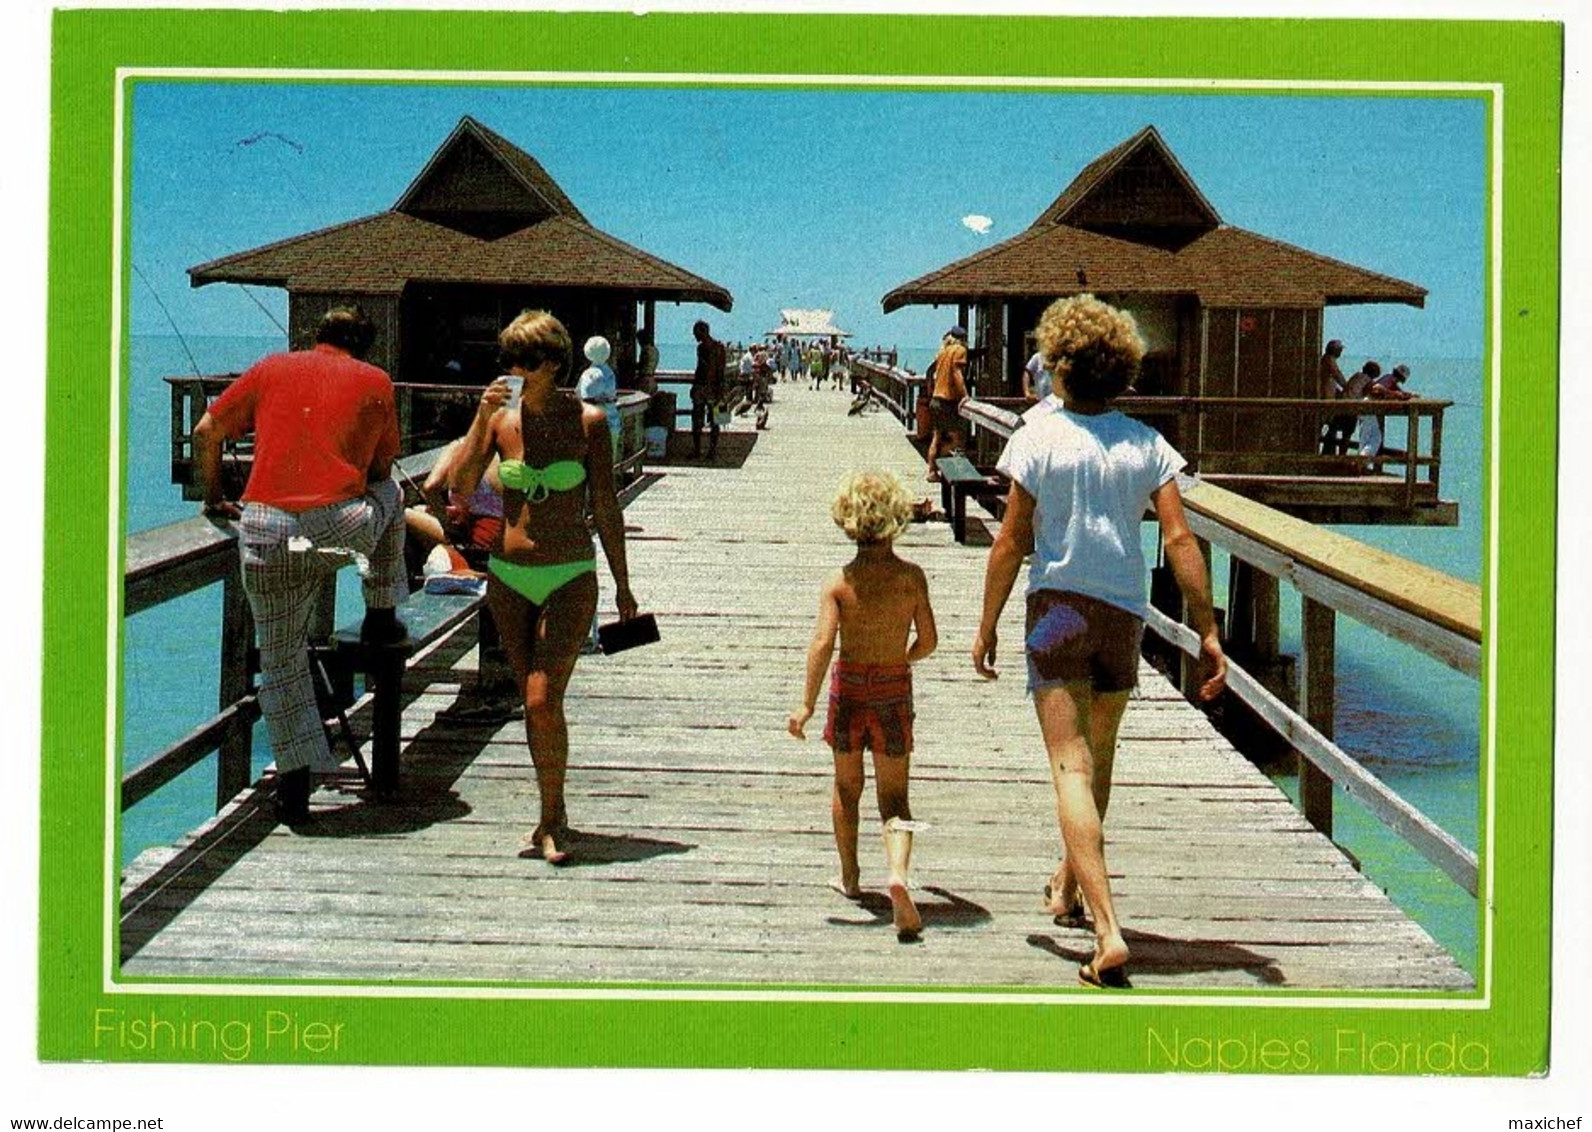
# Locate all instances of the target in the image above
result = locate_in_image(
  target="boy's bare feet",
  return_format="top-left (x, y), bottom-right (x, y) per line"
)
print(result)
top-left (889, 878), bottom-right (921, 939)
top-left (520, 823), bottom-right (570, 865)
top-left (830, 875), bottom-right (863, 900)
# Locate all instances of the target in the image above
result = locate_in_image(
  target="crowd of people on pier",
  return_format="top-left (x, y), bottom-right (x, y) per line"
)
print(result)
top-left (195, 295), bottom-right (1230, 990)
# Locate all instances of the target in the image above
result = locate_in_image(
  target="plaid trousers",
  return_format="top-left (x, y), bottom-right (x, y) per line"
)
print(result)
top-left (238, 477), bottom-right (407, 773)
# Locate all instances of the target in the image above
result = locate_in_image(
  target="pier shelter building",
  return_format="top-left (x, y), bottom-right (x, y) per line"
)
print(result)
top-left (187, 115), bottom-right (733, 390)
top-left (881, 127), bottom-right (1450, 524)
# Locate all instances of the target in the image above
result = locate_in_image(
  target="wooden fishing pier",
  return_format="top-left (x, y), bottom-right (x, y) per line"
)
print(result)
top-left (120, 380), bottom-right (1477, 992)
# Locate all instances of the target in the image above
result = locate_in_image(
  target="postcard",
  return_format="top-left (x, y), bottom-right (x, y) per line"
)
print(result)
top-left (38, 6), bottom-right (1562, 1083)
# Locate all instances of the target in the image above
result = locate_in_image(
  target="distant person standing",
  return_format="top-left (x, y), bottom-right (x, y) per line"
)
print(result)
top-left (636, 327), bottom-right (660, 398)
top-left (1343, 360), bottom-right (1382, 459)
top-left (808, 341), bottom-right (829, 391)
top-left (192, 305), bottom-right (407, 825)
top-left (738, 341), bottom-right (757, 411)
top-left (750, 344), bottom-right (773, 430)
top-left (1318, 339), bottom-right (1354, 455)
top-left (1362, 362), bottom-right (1415, 460)
top-left (924, 325), bottom-right (969, 483)
top-left (1023, 348), bottom-right (1052, 402)
top-left (577, 335), bottom-right (621, 459)
top-left (972, 295), bottom-right (1226, 990)
top-left (691, 319), bottom-right (727, 460)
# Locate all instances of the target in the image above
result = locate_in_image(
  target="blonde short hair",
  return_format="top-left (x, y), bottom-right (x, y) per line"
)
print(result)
top-left (499, 309), bottom-right (572, 379)
top-left (832, 470), bottom-right (914, 544)
top-left (1034, 294), bottom-right (1144, 402)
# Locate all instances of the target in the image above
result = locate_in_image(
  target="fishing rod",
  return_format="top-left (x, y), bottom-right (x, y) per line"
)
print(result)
top-left (236, 284), bottom-right (287, 335)
top-left (132, 261), bottom-right (202, 378)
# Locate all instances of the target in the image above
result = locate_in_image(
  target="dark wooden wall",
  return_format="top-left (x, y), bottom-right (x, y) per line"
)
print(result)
top-left (1198, 304), bottom-right (1324, 466)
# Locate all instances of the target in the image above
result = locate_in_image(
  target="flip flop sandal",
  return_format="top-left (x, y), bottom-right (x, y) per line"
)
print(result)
top-left (1078, 962), bottom-right (1131, 990)
top-left (1043, 883), bottom-right (1089, 928)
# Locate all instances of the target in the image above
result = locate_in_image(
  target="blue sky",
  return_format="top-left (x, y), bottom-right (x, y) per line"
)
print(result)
top-left (130, 80), bottom-right (1487, 358)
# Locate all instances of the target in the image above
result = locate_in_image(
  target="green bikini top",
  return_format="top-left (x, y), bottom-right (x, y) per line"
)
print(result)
top-left (498, 458), bottom-right (586, 502)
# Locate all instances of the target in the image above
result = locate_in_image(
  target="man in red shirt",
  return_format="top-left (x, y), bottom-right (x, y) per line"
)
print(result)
top-left (194, 305), bottom-right (407, 823)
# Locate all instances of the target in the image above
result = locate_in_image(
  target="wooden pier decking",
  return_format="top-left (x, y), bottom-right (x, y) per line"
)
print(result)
top-left (120, 384), bottom-right (1473, 992)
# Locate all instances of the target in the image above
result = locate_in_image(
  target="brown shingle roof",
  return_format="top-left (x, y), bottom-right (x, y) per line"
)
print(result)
top-left (188, 116), bottom-right (731, 310)
top-left (1032, 125), bottom-right (1220, 232)
top-left (883, 126), bottom-right (1422, 313)
top-left (394, 116), bottom-right (587, 224)
top-left (190, 210), bottom-right (733, 309)
top-left (882, 222), bottom-right (1425, 311)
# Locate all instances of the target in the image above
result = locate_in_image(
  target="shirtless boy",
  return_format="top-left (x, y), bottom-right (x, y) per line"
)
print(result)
top-left (788, 471), bottom-right (938, 939)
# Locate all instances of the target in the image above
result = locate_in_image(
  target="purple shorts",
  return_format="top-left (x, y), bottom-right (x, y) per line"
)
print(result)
top-left (1024, 590), bottom-right (1142, 694)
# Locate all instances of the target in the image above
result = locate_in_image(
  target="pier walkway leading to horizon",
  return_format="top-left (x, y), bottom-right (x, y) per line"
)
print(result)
top-left (120, 384), bottom-right (1472, 992)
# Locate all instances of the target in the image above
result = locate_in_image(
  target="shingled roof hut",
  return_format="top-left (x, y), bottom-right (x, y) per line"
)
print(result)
top-left (882, 126), bottom-right (1426, 463)
top-left (189, 115), bottom-right (732, 388)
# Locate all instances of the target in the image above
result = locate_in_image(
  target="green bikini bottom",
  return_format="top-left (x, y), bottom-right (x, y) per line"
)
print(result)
top-left (488, 556), bottom-right (596, 605)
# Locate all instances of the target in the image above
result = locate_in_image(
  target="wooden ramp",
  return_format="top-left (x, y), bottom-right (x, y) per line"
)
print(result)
top-left (121, 385), bottom-right (1472, 992)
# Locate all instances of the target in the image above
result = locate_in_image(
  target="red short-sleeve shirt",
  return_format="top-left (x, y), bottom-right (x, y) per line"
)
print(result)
top-left (207, 344), bottom-right (401, 512)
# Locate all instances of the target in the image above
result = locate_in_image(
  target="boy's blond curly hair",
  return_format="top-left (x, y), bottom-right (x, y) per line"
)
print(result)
top-left (1034, 294), bottom-right (1145, 402)
top-left (832, 470), bottom-right (914, 544)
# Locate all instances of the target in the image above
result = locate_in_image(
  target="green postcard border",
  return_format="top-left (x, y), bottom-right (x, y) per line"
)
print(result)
top-left (42, 10), bottom-right (1561, 1074)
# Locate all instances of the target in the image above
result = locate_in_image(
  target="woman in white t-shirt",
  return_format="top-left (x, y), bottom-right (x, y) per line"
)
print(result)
top-left (973, 295), bottom-right (1227, 989)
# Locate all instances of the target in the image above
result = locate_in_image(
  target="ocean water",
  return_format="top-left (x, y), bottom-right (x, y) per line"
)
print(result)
top-left (120, 336), bottom-right (1483, 973)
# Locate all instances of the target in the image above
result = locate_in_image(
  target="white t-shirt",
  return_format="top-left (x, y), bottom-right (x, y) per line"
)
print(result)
top-left (1025, 351), bottom-right (1052, 400)
top-left (996, 406), bottom-right (1184, 616)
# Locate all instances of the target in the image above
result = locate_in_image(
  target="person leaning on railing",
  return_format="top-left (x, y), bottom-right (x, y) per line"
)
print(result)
top-left (972, 294), bottom-right (1227, 991)
top-left (191, 304), bottom-right (408, 825)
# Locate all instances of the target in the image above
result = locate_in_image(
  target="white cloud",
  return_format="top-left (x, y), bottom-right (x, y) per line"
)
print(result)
top-left (961, 214), bottom-right (993, 235)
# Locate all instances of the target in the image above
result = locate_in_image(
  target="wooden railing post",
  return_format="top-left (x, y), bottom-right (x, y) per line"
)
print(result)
top-left (1430, 405), bottom-right (1445, 495)
top-left (215, 566), bottom-right (256, 808)
top-left (1299, 596), bottom-right (1336, 837)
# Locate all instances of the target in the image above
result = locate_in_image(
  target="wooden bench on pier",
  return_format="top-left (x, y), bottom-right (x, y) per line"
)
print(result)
top-left (328, 586), bottom-right (485, 799)
top-left (935, 454), bottom-right (1003, 544)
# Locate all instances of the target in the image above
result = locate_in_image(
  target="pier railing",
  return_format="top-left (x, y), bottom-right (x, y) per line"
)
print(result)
top-left (167, 376), bottom-right (653, 497)
top-left (958, 399), bottom-right (1480, 897)
top-left (852, 357), bottom-right (927, 428)
top-left (962, 395), bottom-right (1450, 501)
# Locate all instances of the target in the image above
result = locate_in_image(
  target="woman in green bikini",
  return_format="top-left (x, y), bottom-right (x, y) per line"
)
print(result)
top-left (455, 309), bottom-right (638, 864)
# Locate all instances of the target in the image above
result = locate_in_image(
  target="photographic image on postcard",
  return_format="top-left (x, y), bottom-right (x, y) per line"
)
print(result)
top-left (117, 78), bottom-right (1486, 995)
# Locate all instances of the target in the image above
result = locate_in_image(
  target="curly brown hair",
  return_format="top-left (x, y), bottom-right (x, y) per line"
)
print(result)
top-left (1034, 294), bottom-right (1145, 403)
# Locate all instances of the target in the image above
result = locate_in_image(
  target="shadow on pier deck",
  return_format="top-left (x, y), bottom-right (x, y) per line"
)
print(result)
top-left (120, 385), bottom-right (1472, 993)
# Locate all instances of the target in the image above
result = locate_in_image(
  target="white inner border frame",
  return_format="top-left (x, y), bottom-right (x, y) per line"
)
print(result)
top-left (104, 67), bottom-right (1505, 1011)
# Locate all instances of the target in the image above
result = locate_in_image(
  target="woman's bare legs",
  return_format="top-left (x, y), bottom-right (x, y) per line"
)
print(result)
top-left (1035, 682), bottom-right (1132, 975)
top-left (487, 570), bottom-right (599, 863)
top-left (1048, 690), bottom-right (1128, 917)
